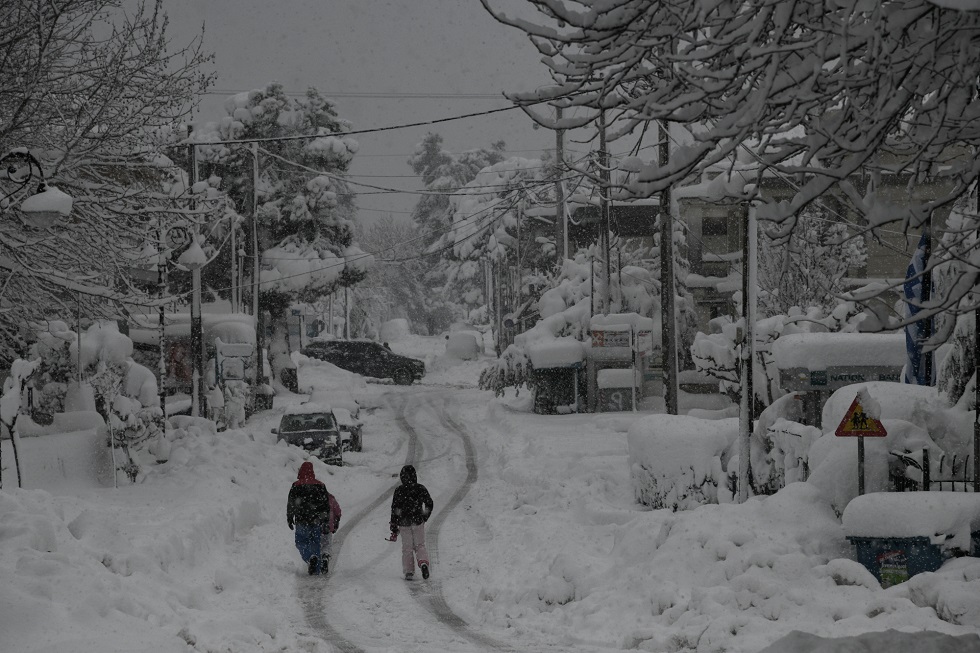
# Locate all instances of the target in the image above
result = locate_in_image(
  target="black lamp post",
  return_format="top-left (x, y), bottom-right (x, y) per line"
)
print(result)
top-left (0, 148), bottom-right (73, 489)
top-left (1, 148), bottom-right (73, 228)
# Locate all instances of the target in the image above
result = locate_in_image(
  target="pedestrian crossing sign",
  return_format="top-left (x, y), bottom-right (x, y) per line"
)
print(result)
top-left (835, 396), bottom-right (887, 437)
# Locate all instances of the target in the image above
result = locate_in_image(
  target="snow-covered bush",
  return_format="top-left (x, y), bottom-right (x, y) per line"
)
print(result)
top-left (628, 414), bottom-right (738, 510)
top-left (26, 321), bottom-right (81, 421)
top-left (692, 302), bottom-right (867, 409)
top-left (78, 323), bottom-right (163, 483)
top-left (744, 392), bottom-right (822, 495)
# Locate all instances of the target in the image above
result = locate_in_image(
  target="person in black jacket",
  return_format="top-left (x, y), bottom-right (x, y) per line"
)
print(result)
top-left (287, 461), bottom-right (336, 575)
top-left (389, 464), bottom-right (433, 579)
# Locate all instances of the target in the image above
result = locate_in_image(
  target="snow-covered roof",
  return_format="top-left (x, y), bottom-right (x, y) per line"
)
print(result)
top-left (528, 337), bottom-right (586, 368)
top-left (597, 368), bottom-right (639, 388)
top-left (842, 492), bottom-right (980, 549)
top-left (331, 407), bottom-right (355, 425)
top-left (772, 332), bottom-right (906, 369)
top-left (590, 313), bottom-right (655, 330)
top-left (282, 403), bottom-right (334, 416)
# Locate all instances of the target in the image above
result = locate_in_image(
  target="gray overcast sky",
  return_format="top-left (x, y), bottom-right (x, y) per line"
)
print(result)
top-left (162, 0), bottom-right (562, 223)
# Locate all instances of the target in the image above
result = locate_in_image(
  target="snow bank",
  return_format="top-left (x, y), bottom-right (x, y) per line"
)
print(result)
top-left (842, 492), bottom-right (980, 550)
top-left (807, 419), bottom-right (939, 514)
top-left (822, 382), bottom-right (939, 431)
top-left (445, 332), bottom-right (481, 360)
top-left (628, 414), bottom-right (738, 509)
top-left (772, 332), bottom-right (906, 369)
top-left (759, 630), bottom-right (980, 653)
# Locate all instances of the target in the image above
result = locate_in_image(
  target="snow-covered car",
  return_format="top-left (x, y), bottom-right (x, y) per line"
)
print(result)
top-left (331, 407), bottom-right (362, 452)
top-left (272, 406), bottom-right (343, 466)
top-left (301, 339), bottom-right (425, 385)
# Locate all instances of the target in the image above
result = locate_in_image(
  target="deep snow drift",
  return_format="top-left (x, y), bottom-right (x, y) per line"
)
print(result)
top-left (1, 334), bottom-right (979, 653)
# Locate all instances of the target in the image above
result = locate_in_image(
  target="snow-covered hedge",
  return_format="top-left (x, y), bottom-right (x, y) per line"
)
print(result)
top-left (628, 415), bottom-right (738, 510)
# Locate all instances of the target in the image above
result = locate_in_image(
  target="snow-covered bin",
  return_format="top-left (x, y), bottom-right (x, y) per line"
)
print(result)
top-left (597, 368), bottom-right (640, 412)
top-left (842, 492), bottom-right (980, 587)
top-left (628, 414), bottom-right (738, 510)
top-left (527, 337), bottom-right (586, 415)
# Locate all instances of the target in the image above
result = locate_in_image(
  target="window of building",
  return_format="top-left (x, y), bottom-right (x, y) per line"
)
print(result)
top-left (702, 216), bottom-right (728, 237)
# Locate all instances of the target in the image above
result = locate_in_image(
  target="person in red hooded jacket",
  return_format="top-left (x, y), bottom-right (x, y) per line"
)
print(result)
top-left (287, 462), bottom-right (341, 575)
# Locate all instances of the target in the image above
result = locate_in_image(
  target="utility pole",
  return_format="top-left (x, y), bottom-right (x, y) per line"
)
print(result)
top-left (251, 142), bottom-right (264, 385)
top-left (554, 105), bottom-right (567, 263)
top-left (344, 285), bottom-right (351, 339)
top-left (922, 220), bottom-right (933, 385)
top-left (516, 196), bottom-right (522, 317)
top-left (157, 221), bottom-right (168, 425)
top-left (598, 109), bottom-right (612, 315)
top-left (975, 184), bottom-right (979, 493)
top-left (188, 141), bottom-right (204, 418)
top-left (738, 200), bottom-right (757, 503)
top-left (660, 119), bottom-right (678, 415)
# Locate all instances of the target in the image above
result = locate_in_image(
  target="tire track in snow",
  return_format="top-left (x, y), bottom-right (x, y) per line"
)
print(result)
top-left (404, 393), bottom-right (514, 652)
top-left (297, 392), bottom-right (419, 653)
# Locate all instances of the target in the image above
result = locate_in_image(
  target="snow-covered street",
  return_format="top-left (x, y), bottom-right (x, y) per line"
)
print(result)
top-left (2, 337), bottom-right (979, 653)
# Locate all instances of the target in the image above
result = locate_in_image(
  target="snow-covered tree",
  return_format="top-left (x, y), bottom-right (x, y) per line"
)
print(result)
top-left (353, 215), bottom-right (425, 333)
top-left (194, 83), bottom-right (371, 384)
top-left (483, 0), bottom-right (980, 314)
top-left (691, 302), bottom-right (866, 408)
top-left (445, 157), bottom-right (558, 324)
top-left (757, 206), bottom-right (867, 318)
top-left (935, 193), bottom-right (980, 406)
top-left (0, 0), bottom-right (216, 368)
top-left (408, 133), bottom-right (506, 334)
top-left (480, 246), bottom-right (660, 395)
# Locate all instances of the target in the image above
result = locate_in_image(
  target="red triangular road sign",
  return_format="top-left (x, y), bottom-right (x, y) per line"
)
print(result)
top-left (835, 396), bottom-right (887, 437)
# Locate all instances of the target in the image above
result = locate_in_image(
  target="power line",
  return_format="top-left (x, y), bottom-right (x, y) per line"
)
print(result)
top-left (204, 89), bottom-right (508, 100)
top-left (258, 145), bottom-right (589, 198)
top-left (183, 98), bottom-right (556, 148)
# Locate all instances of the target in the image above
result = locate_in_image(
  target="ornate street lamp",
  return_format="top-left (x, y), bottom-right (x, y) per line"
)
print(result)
top-left (0, 148), bottom-right (72, 228)
top-left (177, 234), bottom-right (207, 418)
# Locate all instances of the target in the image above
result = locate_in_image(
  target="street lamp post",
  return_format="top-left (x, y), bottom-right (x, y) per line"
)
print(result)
top-left (0, 148), bottom-right (73, 489)
top-left (154, 224), bottom-right (191, 425)
top-left (1, 148), bottom-right (73, 228)
top-left (178, 236), bottom-right (207, 417)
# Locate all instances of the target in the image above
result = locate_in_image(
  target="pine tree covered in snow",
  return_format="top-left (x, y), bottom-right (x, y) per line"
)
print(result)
top-left (194, 83), bottom-right (371, 382)
top-left (408, 133), bottom-right (505, 333)
top-left (445, 156), bottom-right (558, 325)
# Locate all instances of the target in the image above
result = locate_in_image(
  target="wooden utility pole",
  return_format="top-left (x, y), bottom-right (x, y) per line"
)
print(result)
top-left (738, 201), bottom-right (757, 503)
top-left (187, 140), bottom-right (205, 418)
top-left (660, 120), bottom-right (678, 415)
top-left (555, 105), bottom-right (567, 263)
top-left (598, 109), bottom-right (612, 315)
top-left (975, 185), bottom-right (979, 493)
top-left (251, 142), bottom-right (264, 385)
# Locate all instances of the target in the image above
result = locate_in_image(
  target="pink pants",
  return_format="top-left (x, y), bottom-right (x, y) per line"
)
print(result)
top-left (400, 523), bottom-right (429, 574)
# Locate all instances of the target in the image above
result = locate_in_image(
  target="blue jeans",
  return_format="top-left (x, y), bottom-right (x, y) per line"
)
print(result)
top-left (294, 523), bottom-right (322, 572)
